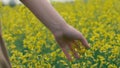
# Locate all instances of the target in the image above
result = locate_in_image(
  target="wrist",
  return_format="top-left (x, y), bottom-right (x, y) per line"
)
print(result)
top-left (50, 23), bottom-right (68, 36)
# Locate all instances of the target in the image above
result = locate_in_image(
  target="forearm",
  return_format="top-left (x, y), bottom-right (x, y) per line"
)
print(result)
top-left (20, 0), bottom-right (68, 33)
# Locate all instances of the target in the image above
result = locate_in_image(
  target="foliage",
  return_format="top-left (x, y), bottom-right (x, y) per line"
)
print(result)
top-left (0, 0), bottom-right (120, 68)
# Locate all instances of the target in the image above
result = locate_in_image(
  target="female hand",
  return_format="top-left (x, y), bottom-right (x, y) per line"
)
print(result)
top-left (20, 0), bottom-right (90, 61)
top-left (53, 24), bottom-right (90, 60)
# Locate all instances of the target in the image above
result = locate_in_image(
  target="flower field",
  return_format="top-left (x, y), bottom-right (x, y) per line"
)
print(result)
top-left (0, 0), bottom-right (120, 68)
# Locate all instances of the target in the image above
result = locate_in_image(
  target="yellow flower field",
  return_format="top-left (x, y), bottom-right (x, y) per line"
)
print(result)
top-left (0, 0), bottom-right (120, 68)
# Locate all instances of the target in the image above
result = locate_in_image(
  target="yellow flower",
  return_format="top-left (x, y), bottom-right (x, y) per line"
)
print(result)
top-left (1, 0), bottom-right (120, 67)
top-left (108, 64), bottom-right (117, 68)
top-left (10, 44), bottom-right (16, 49)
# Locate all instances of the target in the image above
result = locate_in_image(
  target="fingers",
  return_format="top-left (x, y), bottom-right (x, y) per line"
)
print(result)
top-left (79, 34), bottom-right (90, 48)
top-left (60, 46), bottom-right (72, 61)
top-left (67, 43), bottom-right (80, 59)
top-left (64, 27), bottom-right (90, 48)
top-left (56, 40), bottom-right (72, 61)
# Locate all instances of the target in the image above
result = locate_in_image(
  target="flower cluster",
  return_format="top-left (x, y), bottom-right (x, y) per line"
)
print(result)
top-left (0, 0), bottom-right (120, 68)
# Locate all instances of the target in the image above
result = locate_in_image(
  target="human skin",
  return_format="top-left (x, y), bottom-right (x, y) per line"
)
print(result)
top-left (0, 23), bottom-right (11, 68)
top-left (0, 48), bottom-right (10, 68)
top-left (0, 1), bottom-right (90, 67)
top-left (20, 0), bottom-right (90, 60)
